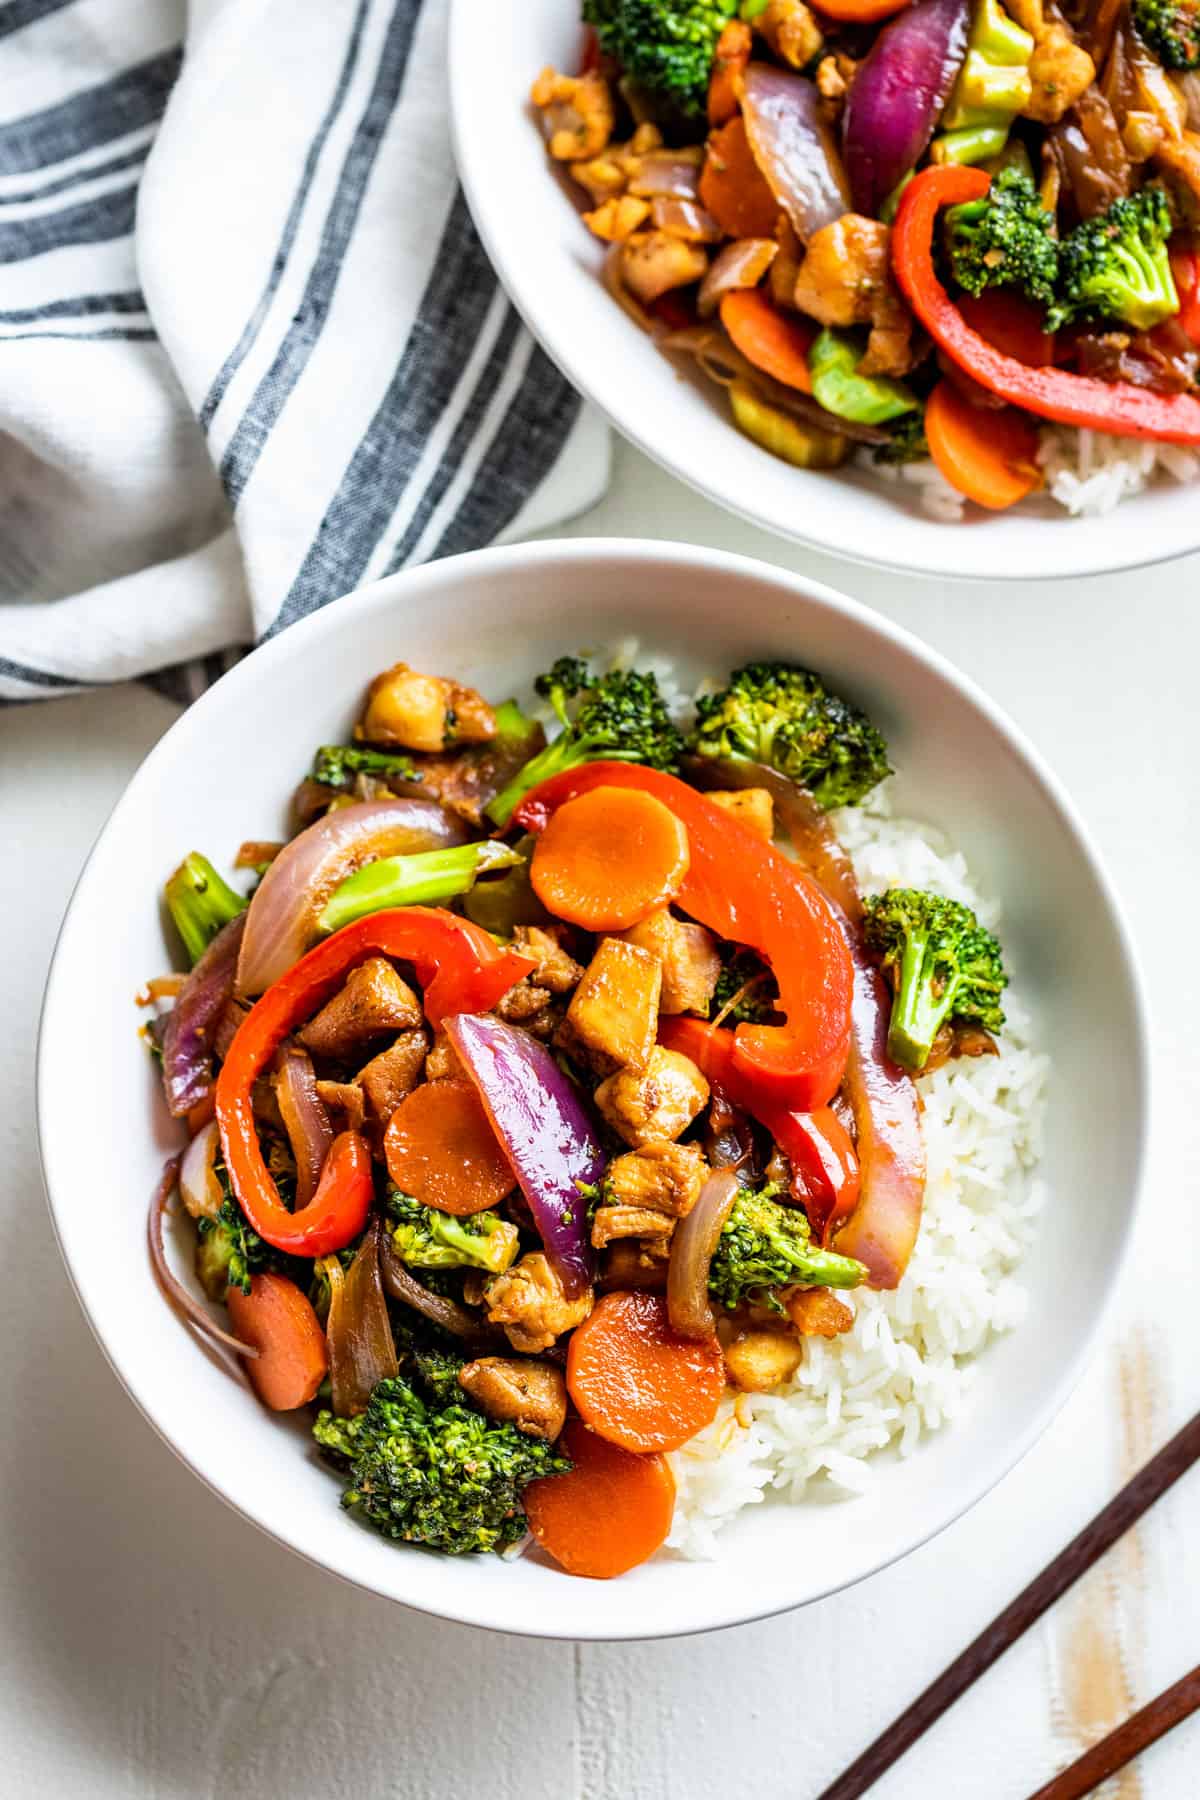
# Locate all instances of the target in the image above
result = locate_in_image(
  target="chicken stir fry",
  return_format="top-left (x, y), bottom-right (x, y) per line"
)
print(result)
top-left (530, 0), bottom-right (1200, 512)
top-left (148, 648), bottom-right (1013, 1579)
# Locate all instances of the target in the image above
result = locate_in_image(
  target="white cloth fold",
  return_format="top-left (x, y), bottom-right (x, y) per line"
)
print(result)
top-left (0, 0), bottom-right (608, 703)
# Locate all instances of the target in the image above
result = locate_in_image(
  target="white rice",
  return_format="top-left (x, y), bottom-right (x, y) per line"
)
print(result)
top-left (860, 425), bottom-right (1199, 522)
top-left (667, 786), bottom-right (1050, 1561)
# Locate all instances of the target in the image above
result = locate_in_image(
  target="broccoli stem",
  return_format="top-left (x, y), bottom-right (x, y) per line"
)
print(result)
top-left (486, 734), bottom-right (595, 829)
top-left (886, 926), bottom-right (956, 1071)
top-left (165, 853), bottom-right (247, 966)
top-left (317, 841), bottom-right (524, 935)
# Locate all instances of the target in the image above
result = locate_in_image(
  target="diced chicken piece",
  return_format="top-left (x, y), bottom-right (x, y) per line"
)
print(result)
top-left (590, 1205), bottom-right (677, 1249)
top-left (315, 1079), bottom-right (366, 1135)
top-left (496, 979), bottom-right (554, 1026)
top-left (816, 52), bottom-right (851, 103)
top-left (723, 1328), bottom-right (804, 1392)
top-left (595, 1045), bottom-right (709, 1148)
top-left (425, 1024), bottom-right (464, 1082)
top-left (457, 1356), bottom-right (568, 1441)
top-left (793, 214), bottom-right (917, 378)
top-left (782, 1287), bottom-right (854, 1338)
top-left (755, 0), bottom-right (822, 70)
top-left (513, 924), bottom-right (584, 995)
top-left (569, 123), bottom-right (663, 203)
top-left (531, 66), bottom-right (615, 161)
top-left (599, 1240), bottom-right (671, 1291)
top-left (605, 1139), bottom-right (708, 1218)
top-left (620, 230), bottom-right (709, 306)
top-left (355, 1028), bottom-right (429, 1125)
top-left (584, 195), bottom-right (652, 242)
top-left (1022, 28), bottom-right (1095, 125)
top-left (706, 787), bottom-right (774, 841)
top-left (299, 958), bottom-right (422, 1059)
top-left (557, 937), bottom-right (662, 1076)
top-left (484, 1252), bottom-right (594, 1354)
top-left (358, 661), bottom-right (495, 753)
top-left (620, 908), bottom-right (721, 1016)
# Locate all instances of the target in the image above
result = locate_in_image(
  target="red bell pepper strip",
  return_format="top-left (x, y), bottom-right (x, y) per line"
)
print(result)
top-left (1170, 242), bottom-right (1200, 347)
top-left (516, 764), bottom-right (853, 1111)
top-left (894, 166), bottom-right (1200, 443)
top-left (215, 908), bottom-right (534, 1256)
top-left (659, 1015), bottom-right (860, 1243)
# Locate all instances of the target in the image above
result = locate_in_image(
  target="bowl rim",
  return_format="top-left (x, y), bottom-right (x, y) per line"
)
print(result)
top-left (36, 537), bottom-right (1150, 1640)
top-left (446, 0), bottom-right (1200, 584)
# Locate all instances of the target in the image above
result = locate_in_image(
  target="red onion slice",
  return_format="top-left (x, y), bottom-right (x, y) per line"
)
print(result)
top-left (325, 1220), bottom-right (399, 1418)
top-left (379, 1236), bottom-right (482, 1337)
top-left (667, 1169), bottom-right (741, 1340)
top-left (236, 797), bottom-right (469, 997)
top-left (628, 149), bottom-right (704, 200)
top-left (446, 1013), bottom-right (602, 1298)
top-left (161, 912), bottom-right (246, 1118)
top-left (148, 1157), bottom-right (259, 1361)
top-left (179, 1119), bottom-right (223, 1221)
top-left (274, 1047), bottom-right (334, 1210)
top-left (697, 238), bottom-right (779, 318)
top-left (843, 0), bottom-right (970, 218)
top-left (741, 64), bottom-right (851, 243)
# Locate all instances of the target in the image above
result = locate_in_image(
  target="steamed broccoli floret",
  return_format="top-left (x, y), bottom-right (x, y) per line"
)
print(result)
top-left (1050, 187), bottom-right (1180, 332)
top-left (688, 661), bottom-right (890, 810)
top-left (862, 887), bottom-right (1008, 1073)
top-left (164, 853), bottom-right (247, 966)
top-left (945, 167), bottom-right (1060, 307)
top-left (584, 0), bottom-right (737, 124)
top-left (709, 946), bottom-right (778, 1025)
top-left (708, 1184), bottom-right (867, 1312)
top-left (874, 409), bottom-right (930, 467)
top-left (195, 1196), bottom-right (270, 1300)
top-left (486, 655), bottom-right (683, 826)
top-left (312, 1375), bottom-right (570, 1554)
top-left (409, 1341), bottom-right (469, 1407)
top-left (388, 1191), bottom-right (519, 1275)
top-left (1132, 0), bottom-right (1200, 66)
top-left (310, 744), bottom-right (420, 788)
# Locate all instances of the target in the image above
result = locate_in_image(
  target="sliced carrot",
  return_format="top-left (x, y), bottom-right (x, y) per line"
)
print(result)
top-left (530, 785), bottom-right (690, 932)
top-left (523, 1418), bottom-right (676, 1579)
top-left (226, 1274), bottom-right (329, 1411)
top-left (924, 377), bottom-right (1042, 511)
top-left (567, 1290), bottom-right (725, 1453)
top-left (699, 115), bottom-right (779, 241)
top-left (383, 1076), bottom-right (514, 1215)
top-left (812, 0), bottom-right (910, 18)
top-left (707, 19), bottom-right (751, 128)
top-left (720, 288), bottom-right (815, 393)
top-left (957, 290), bottom-right (1055, 367)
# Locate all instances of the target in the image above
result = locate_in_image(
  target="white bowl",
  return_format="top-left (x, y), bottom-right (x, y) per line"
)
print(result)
top-left (38, 539), bottom-right (1146, 1640)
top-left (448, 0), bottom-right (1199, 581)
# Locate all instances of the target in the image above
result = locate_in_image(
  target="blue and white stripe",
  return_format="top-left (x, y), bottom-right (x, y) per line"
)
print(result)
top-left (0, 0), bottom-right (605, 703)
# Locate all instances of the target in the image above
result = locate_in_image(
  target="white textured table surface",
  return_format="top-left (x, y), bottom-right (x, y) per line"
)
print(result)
top-left (3, 444), bottom-right (1198, 1800)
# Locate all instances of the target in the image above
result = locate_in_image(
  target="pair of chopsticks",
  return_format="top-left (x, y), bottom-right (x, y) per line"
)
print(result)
top-left (816, 1410), bottom-right (1200, 1800)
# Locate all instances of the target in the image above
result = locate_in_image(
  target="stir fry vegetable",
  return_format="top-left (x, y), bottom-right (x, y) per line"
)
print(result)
top-left (146, 645), bottom-right (1023, 1578)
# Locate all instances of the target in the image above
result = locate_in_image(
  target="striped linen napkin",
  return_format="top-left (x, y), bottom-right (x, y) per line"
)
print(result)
top-left (0, 0), bottom-right (608, 704)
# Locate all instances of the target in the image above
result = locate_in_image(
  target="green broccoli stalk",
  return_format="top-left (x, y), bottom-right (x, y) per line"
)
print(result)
top-left (317, 840), bottom-right (524, 935)
top-left (313, 1375), bottom-right (570, 1554)
top-left (310, 744), bottom-right (422, 788)
top-left (688, 661), bottom-right (890, 810)
top-left (388, 1192), bottom-right (520, 1275)
top-left (934, 0), bottom-right (1035, 166)
top-left (708, 1184), bottom-right (867, 1312)
top-left (583, 0), bottom-right (737, 125)
top-left (945, 166), bottom-right (1060, 308)
top-left (862, 887), bottom-right (1008, 1073)
top-left (1049, 187), bottom-right (1180, 333)
top-left (1132, 0), bottom-right (1200, 66)
top-left (486, 656), bottom-right (683, 828)
top-left (164, 853), bottom-right (247, 966)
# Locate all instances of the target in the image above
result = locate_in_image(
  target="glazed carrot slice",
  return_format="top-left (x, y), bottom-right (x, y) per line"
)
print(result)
top-left (226, 1273), bottom-right (329, 1411)
top-left (530, 786), bottom-right (690, 932)
top-left (699, 115), bottom-right (779, 240)
top-left (924, 377), bottom-right (1042, 510)
top-left (720, 289), bottom-right (815, 393)
top-left (707, 18), bottom-right (751, 127)
top-left (523, 1417), bottom-right (677, 1579)
top-left (566, 1290), bottom-right (725, 1453)
top-left (383, 1076), bottom-right (514, 1215)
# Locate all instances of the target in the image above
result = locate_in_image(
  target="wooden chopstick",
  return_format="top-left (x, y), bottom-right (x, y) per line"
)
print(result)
top-left (1024, 1664), bottom-right (1200, 1800)
top-left (815, 1410), bottom-right (1200, 1800)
